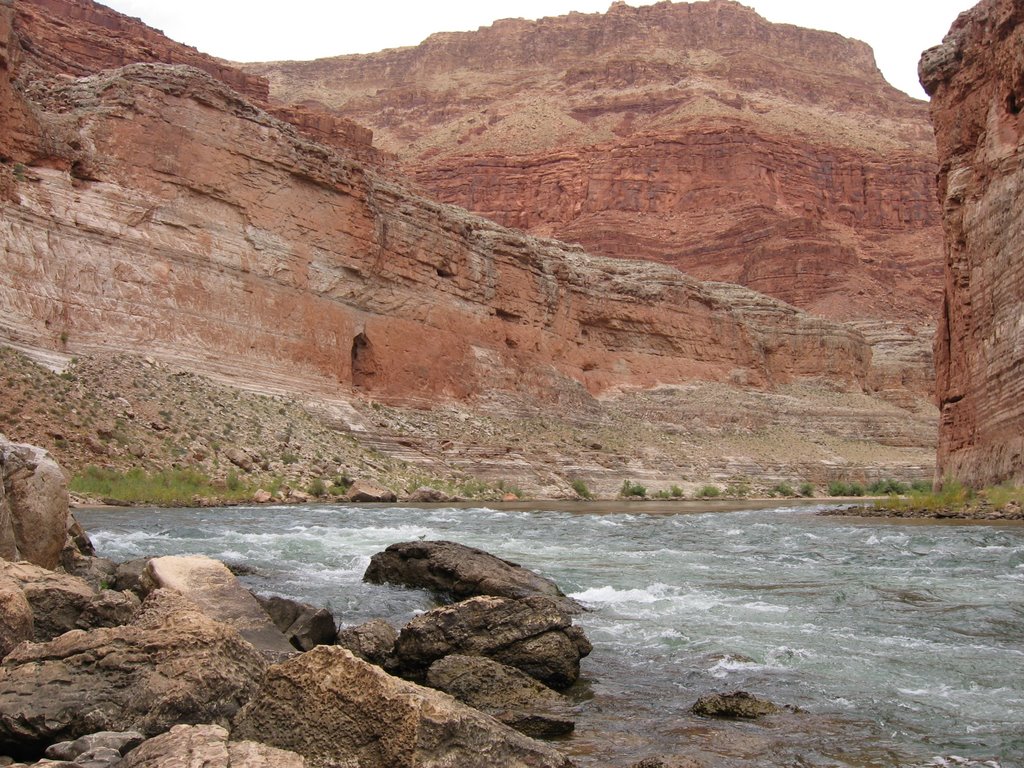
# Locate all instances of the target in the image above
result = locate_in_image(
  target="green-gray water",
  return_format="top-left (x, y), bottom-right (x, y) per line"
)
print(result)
top-left (78, 503), bottom-right (1024, 767)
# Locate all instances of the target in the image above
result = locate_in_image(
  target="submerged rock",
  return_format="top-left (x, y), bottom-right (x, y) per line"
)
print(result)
top-left (364, 540), bottom-right (582, 613)
top-left (232, 645), bottom-right (574, 768)
top-left (692, 691), bottom-right (782, 719)
top-left (391, 595), bottom-right (591, 690)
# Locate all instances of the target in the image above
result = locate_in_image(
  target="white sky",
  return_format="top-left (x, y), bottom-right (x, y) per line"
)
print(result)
top-left (100, 0), bottom-right (976, 99)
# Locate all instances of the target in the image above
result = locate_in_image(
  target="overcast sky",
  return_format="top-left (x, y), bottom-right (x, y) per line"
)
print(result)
top-left (100, 0), bottom-right (976, 99)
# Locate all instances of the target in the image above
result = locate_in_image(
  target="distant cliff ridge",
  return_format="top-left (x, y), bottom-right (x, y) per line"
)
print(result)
top-left (921, 0), bottom-right (1024, 487)
top-left (249, 0), bottom-right (943, 327)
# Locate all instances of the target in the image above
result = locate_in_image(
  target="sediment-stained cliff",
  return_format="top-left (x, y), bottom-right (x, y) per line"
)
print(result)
top-left (921, 0), bottom-right (1024, 487)
top-left (250, 0), bottom-right (944, 327)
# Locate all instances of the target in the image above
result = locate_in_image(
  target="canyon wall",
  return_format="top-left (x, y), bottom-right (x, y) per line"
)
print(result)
top-left (250, 0), bottom-right (944, 328)
top-left (0, 0), bottom-right (874, 408)
top-left (921, 0), bottom-right (1024, 487)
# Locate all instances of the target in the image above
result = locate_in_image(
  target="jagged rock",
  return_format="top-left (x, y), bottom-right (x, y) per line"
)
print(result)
top-left (335, 618), bottom-right (398, 666)
top-left (0, 579), bottom-right (32, 658)
top-left (0, 438), bottom-right (69, 570)
top-left (405, 487), bottom-right (452, 503)
top-left (426, 654), bottom-right (575, 738)
top-left (345, 482), bottom-right (397, 503)
top-left (251, 489), bottom-right (272, 504)
top-left (45, 731), bottom-right (145, 762)
top-left (59, 553), bottom-right (117, 593)
top-left (0, 561), bottom-right (95, 641)
top-left (0, 590), bottom-right (268, 756)
top-left (119, 724), bottom-right (305, 768)
top-left (921, 0), bottom-right (1024, 486)
top-left (391, 595), bottom-right (591, 689)
top-left (630, 758), bottom-right (704, 768)
top-left (254, 594), bottom-right (335, 652)
top-left (691, 691), bottom-right (782, 719)
top-left (232, 645), bottom-right (574, 768)
top-left (142, 556), bottom-right (295, 659)
top-left (364, 540), bottom-right (582, 613)
top-left (75, 590), bottom-right (142, 630)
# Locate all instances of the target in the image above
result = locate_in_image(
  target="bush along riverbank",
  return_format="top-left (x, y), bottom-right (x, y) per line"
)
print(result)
top-left (821, 480), bottom-right (1024, 521)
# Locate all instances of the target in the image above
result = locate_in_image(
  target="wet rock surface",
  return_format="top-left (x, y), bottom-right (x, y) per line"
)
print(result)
top-left (364, 540), bottom-right (582, 613)
top-left (692, 691), bottom-right (783, 719)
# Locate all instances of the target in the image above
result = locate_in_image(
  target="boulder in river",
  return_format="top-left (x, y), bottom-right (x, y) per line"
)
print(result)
top-left (0, 589), bottom-right (268, 757)
top-left (0, 436), bottom-right (69, 570)
top-left (691, 690), bottom-right (782, 719)
top-left (232, 645), bottom-right (574, 768)
top-left (391, 595), bottom-right (591, 690)
top-left (364, 540), bottom-right (583, 614)
top-left (255, 594), bottom-right (336, 651)
top-left (426, 653), bottom-right (576, 738)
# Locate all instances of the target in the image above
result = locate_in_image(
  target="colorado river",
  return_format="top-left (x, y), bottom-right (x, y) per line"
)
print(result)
top-left (77, 502), bottom-right (1024, 767)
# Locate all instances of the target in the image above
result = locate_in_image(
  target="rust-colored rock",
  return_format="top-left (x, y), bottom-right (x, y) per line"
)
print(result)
top-left (921, 0), bottom-right (1024, 487)
top-left (250, 0), bottom-right (943, 327)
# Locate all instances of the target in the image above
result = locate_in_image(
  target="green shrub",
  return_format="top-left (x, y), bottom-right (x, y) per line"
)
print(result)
top-left (308, 478), bottom-right (327, 497)
top-left (69, 465), bottom-right (251, 505)
top-left (725, 481), bottom-right (750, 498)
top-left (696, 485), bottom-right (721, 499)
top-left (669, 484), bottom-right (684, 498)
top-left (847, 482), bottom-right (866, 497)
top-left (771, 482), bottom-right (795, 498)
top-left (828, 481), bottom-right (850, 497)
top-left (226, 469), bottom-right (241, 492)
top-left (798, 482), bottom-right (815, 497)
top-left (281, 451), bottom-right (299, 465)
top-left (868, 478), bottom-right (909, 495)
top-left (570, 478), bottom-right (593, 499)
top-left (620, 480), bottom-right (647, 498)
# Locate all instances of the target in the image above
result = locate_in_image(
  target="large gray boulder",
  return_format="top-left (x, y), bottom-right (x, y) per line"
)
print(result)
top-left (0, 437), bottom-right (69, 569)
top-left (364, 540), bottom-right (582, 613)
top-left (0, 589), bottom-right (268, 755)
top-left (391, 595), bottom-right (591, 690)
top-left (426, 654), bottom-right (576, 738)
top-left (142, 555), bottom-right (295, 659)
top-left (120, 724), bottom-right (306, 768)
top-left (232, 645), bottom-right (574, 768)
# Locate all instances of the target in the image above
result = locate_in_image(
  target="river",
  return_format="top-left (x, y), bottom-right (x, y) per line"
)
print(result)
top-left (76, 502), bottom-right (1024, 767)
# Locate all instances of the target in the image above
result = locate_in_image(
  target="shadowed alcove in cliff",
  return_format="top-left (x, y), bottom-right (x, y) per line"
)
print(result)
top-left (351, 332), bottom-right (380, 390)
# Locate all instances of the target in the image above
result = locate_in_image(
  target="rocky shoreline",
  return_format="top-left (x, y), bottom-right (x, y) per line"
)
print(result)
top-left (820, 501), bottom-right (1024, 522)
top-left (3, 435), bottom-right (800, 768)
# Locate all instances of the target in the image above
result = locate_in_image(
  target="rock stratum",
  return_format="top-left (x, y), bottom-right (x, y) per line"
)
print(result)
top-left (921, 0), bottom-right (1024, 487)
top-left (0, 0), bottom-right (937, 491)
top-left (249, 0), bottom-right (944, 331)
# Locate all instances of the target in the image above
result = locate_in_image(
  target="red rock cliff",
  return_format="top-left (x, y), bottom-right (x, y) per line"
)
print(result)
top-left (920, 0), bottom-right (1024, 487)
top-left (0, 0), bottom-right (874, 407)
top-left (249, 0), bottom-right (944, 326)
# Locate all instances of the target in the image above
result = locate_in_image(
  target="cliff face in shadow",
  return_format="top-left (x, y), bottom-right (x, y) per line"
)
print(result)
top-left (922, 0), bottom-right (1024, 487)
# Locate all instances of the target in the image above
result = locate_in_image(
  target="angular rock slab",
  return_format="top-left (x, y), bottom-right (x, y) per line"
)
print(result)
top-left (0, 578), bottom-right (32, 658)
top-left (144, 555), bottom-right (295, 658)
top-left (426, 654), bottom-right (575, 738)
top-left (0, 560), bottom-right (95, 641)
top-left (0, 589), bottom-right (267, 755)
top-left (335, 618), bottom-right (398, 667)
top-left (0, 437), bottom-right (69, 569)
top-left (364, 540), bottom-right (582, 614)
top-left (120, 724), bottom-right (306, 768)
top-left (232, 645), bottom-right (574, 768)
top-left (392, 595), bottom-right (591, 689)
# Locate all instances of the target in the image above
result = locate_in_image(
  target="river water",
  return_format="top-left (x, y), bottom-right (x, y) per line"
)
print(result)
top-left (77, 502), bottom-right (1024, 768)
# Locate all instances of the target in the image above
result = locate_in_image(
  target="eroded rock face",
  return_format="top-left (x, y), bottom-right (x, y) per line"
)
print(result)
top-left (921, 0), bottom-right (1024, 486)
top-left (391, 595), bottom-right (591, 690)
top-left (0, 589), bottom-right (268, 755)
top-left (0, 436), bottom-right (69, 569)
top-left (119, 724), bottom-right (306, 768)
top-left (364, 540), bottom-right (581, 613)
top-left (232, 645), bottom-right (574, 768)
top-left (251, 1), bottom-right (943, 327)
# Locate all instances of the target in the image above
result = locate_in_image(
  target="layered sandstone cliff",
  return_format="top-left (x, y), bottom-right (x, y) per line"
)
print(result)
top-left (249, 0), bottom-right (943, 328)
top-left (921, 0), bottom-right (1024, 487)
top-left (0, 0), bottom-right (937, 489)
